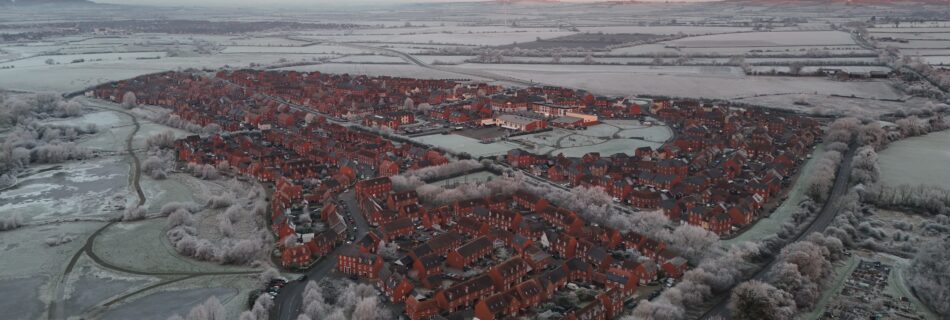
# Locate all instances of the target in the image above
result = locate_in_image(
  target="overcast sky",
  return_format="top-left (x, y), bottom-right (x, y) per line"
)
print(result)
top-left (93, 0), bottom-right (711, 8)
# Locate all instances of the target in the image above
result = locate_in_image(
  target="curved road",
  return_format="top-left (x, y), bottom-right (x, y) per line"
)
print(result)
top-left (697, 144), bottom-right (856, 319)
top-left (271, 189), bottom-right (370, 320)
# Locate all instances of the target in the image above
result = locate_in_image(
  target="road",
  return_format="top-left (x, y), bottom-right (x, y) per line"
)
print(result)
top-left (271, 189), bottom-right (369, 320)
top-left (697, 144), bottom-right (856, 319)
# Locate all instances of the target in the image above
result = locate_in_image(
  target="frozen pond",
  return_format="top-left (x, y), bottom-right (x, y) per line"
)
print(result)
top-left (877, 130), bottom-right (950, 188)
top-left (0, 156), bottom-right (132, 221)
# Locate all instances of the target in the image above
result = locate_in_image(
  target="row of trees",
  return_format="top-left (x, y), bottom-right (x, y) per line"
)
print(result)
top-left (297, 279), bottom-right (392, 320)
top-left (141, 108), bottom-right (221, 135)
top-left (862, 184), bottom-right (950, 216)
top-left (728, 233), bottom-right (844, 319)
top-left (388, 159), bottom-right (484, 190)
top-left (0, 93), bottom-right (83, 127)
top-left (627, 242), bottom-right (765, 320)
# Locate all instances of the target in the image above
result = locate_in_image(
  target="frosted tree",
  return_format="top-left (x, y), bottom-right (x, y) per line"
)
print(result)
top-left (1, 213), bottom-right (24, 231)
top-left (143, 155), bottom-right (169, 180)
top-left (122, 91), bottom-right (138, 109)
top-left (850, 146), bottom-right (879, 185)
top-left (146, 130), bottom-right (177, 149)
top-left (122, 205), bottom-right (147, 221)
top-left (352, 296), bottom-right (391, 320)
top-left (906, 238), bottom-right (950, 316)
top-left (663, 224), bottom-right (719, 263)
top-left (729, 280), bottom-right (797, 320)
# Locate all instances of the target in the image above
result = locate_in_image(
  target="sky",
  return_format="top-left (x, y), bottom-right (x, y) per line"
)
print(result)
top-left (93, 0), bottom-right (710, 8)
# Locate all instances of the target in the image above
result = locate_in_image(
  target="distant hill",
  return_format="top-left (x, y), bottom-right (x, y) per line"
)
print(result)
top-left (725, 0), bottom-right (950, 4)
top-left (1, 0), bottom-right (93, 5)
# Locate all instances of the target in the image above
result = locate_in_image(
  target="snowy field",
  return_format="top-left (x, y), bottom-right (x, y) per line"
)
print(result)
top-left (220, 44), bottom-right (370, 55)
top-left (279, 63), bottom-right (491, 81)
top-left (0, 52), bottom-right (167, 69)
top-left (431, 171), bottom-right (500, 187)
top-left (578, 26), bottom-right (752, 35)
top-left (62, 258), bottom-right (156, 318)
top-left (412, 134), bottom-right (519, 158)
top-left (329, 54), bottom-right (407, 64)
top-left (297, 29), bottom-right (575, 46)
top-left (877, 130), bottom-right (950, 188)
top-left (454, 63), bottom-right (903, 104)
top-left (0, 53), bottom-right (341, 92)
top-left (509, 121), bottom-right (671, 157)
top-left (101, 285), bottom-right (238, 320)
top-left (0, 221), bottom-right (107, 319)
top-left (667, 31), bottom-right (856, 47)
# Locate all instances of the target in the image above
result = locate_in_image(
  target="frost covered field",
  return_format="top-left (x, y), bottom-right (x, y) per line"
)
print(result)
top-left (412, 133), bottom-right (520, 157)
top-left (509, 120), bottom-right (672, 157)
top-left (667, 31), bottom-right (856, 47)
top-left (455, 63), bottom-right (902, 103)
top-left (877, 130), bottom-right (950, 188)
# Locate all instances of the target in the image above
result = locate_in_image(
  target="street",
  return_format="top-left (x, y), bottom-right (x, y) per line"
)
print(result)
top-left (698, 144), bottom-right (857, 319)
top-left (270, 189), bottom-right (369, 320)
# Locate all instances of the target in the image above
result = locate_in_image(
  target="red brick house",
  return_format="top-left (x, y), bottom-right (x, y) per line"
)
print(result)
top-left (474, 290), bottom-right (522, 320)
top-left (281, 244), bottom-right (311, 267)
top-left (447, 236), bottom-right (493, 268)
top-left (488, 257), bottom-right (531, 291)
top-left (337, 245), bottom-right (384, 279)
top-left (378, 269), bottom-right (414, 303)
top-left (381, 217), bottom-right (414, 241)
top-left (435, 274), bottom-right (495, 312)
top-left (355, 177), bottom-right (392, 201)
top-left (405, 296), bottom-right (440, 320)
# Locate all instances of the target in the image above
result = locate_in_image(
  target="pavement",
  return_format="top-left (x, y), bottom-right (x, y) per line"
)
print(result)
top-left (271, 188), bottom-right (369, 320)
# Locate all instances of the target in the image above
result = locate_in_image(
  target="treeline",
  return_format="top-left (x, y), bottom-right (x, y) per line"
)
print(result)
top-left (1, 93), bottom-right (97, 188)
top-left (164, 181), bottom-right (271, 266)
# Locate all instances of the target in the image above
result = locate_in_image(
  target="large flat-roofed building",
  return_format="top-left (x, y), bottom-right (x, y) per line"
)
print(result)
top-left (481, 114), bottom-right (547, 132)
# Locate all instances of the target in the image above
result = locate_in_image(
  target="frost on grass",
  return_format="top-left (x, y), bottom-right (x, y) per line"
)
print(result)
top-left (44, 233), bottom-right (77, 247)
top-left (166, 296), bottom-right (226, 320)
